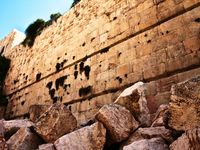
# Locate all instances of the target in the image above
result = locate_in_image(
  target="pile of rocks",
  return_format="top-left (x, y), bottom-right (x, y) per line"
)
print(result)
top-left (0, 76), bottom-right (199, 150)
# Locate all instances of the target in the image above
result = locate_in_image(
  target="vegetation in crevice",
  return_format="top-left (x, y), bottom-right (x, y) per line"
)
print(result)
top-left (71, 0), bottom-right (81, 8)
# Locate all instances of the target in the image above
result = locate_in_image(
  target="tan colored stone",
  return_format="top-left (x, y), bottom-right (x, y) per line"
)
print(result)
top-left (95, 104), bottom-right (139, 143)
top-left (6, 128), bottom-right (42, 150)
top-left (123, 138), bottom-right (169, 150)
top-left (115, 82), bottom-right (151, 126)
top-left (29, 104), bottom-right (50, 123)
top-left (39, 143), bottom-right (55, 150)
top-left (168, 76), bottom-right (200, 131)
top-left (35, 103), bottom-right (77, 142)
top-left (54, 122), bottom-right (106, 150)
top-left (169, 128), bottom-right (200, 150)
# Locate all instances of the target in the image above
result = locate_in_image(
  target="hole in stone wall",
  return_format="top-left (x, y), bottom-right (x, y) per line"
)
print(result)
top-left (79, 86), bottom-right (92, 97)
top-left (74, 64), bottom-right (78, 70)
top-left (49, 89), bottom-right (55, 99)
top-left (84, 65), bottom-right (91, 80)
top-left (73, 56), bottom-right (75, 60)
top-left (56, 63), bottom-right (61, 72)
top-left (36, 73), bottom-right (41, 81)
top-left (82, 42), bottom-right (86, 47)
top-left (74, 71), bottom-right (78, 79)
top-left (116, 76), bottom-right (123, 84)
top-left (46, 81), bottom-right (53, 89)
top-left (113, 16), bottom-right (117, 20)
top-left (194, 18), bottom-right (200, 23)
top-left (79, 62), bottom-right (85, 74)
top-left (21, 101), bottom-right (25, 106)
top-left (147, 40), bottom-right (151, 43)
top-left (100, 47), bottom-right (109, 54)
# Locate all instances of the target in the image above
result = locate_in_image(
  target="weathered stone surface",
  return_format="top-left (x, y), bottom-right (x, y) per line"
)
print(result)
top-left (29, 104), bottom-right (50, 123)
top-left (138, 126), bottom-right (174, 143)
top-left (6, 127), bottom-right (43, 150)
top-left (96, 104), bottom-right (139, 143)
top-left (54, 122), bottom-right (106, 150)
top-left (151, 104), bottom-right (169, 127)
top-left (3, 119), bottom-right (34, 138)
top-left (123, 138), bottom-right (169, 150)
top-left (35, 103), bottom-right (77, 142)
top-left (168, 76), bottom-right (200, 131)
top-left (39, 143), bottom-right (55, 150)
top-left (115, 82), bottom-right (151, 126)
top-left (169, 128), bottom-right (200, 150)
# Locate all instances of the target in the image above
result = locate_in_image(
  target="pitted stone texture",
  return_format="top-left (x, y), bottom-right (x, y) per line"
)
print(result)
top-left (6, 127), bottom-right (42, 150)
top-left (115, 82), bottom-right (151, 126)
top-left (3, 119), bottom-right (34, 138)
top-left (35, 103), bottom-right (77, 142)
top-left (29, 104), bottom-right (50, 123)
top-left (95, 104), bottom-right (139, 143)
top-left (39, 143), bottom-right (55, 150)
top-left (54, 122), bottom-right (106, 150)
top-left (168, 76), bottom-right (200, 131)
top-left (169, 128), bottom-right (200, 150)
top-left (123, 138), bottom-right (169, 150)
top-left (151, 104), bottom-right (169, 127)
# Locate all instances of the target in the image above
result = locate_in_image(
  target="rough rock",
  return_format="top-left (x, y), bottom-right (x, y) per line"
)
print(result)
top-left (123, 137), bottom-right (169, 150)
top-left (35, 103), bottom-right (77, 142)
top-left (29, 104), bottom-right (50, 123)
top-left (169, 128), bottom-right (200, 150)
top-left (54, 122), bottom-right (106, 150)
top-left (95, 103), bottom-right (139, 143)
top-left (39, 143), bottom-right (55, 150)
top-left (115, 82), bottom-right (151, 126)
top-left (3, 119), bottom-right (34, 138)
top-left (168, 76), bottom-right (200, 131)
top-left (151, 104), bottom-right (169, 127)
top-left (6, 127), bottom-right (43, 150)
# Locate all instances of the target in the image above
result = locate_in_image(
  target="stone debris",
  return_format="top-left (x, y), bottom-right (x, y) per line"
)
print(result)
top-left (54, 122), bottom-right (106, 150)
top-left (169, 127), bottom-right (200, 150)
top-left (35, 103), bottom-right (77, 142)
top-left (38, 143), bottom-right (55, 150)
top-left (6, 127), bottom-right (43, 150)
top-left (123, 137), bottom-right (169, 150)
top-left (95, 103), bottom-right (139, 143)
top-left (29, 104), bottom-right (50, 123)
top-left (168, 76), bottom-right (200, 131)
top-left (115, 82), bottom-right (151, 126)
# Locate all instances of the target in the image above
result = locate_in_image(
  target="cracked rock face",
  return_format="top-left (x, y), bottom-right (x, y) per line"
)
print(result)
top-left (168, 76), bottom-right (200, 131)
top-left (169, 127), bottom-right (200, 150)
top-left (35, 103), bottom-right (77, 142)
top-left (54, 122), bottom-right (106, 150)
top-left (95, 103), bottom-right (139, 143)
top-left (115, 82), bottom-right (151, 126)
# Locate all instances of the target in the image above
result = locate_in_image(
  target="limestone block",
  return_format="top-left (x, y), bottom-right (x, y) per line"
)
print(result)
top-left (95, 104), bottom-right (139, 143)
top-left (54, 122), bottom-right (106, 150)
top-left (35, 103), bottom-right (77, 142)
top-left (168, 76), bottom-right (200, 131)
top-left (115, 82), bottom-right (151, 126)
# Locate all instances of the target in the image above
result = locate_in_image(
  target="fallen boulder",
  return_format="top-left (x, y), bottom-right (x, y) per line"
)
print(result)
top-left (123, 137), bottom-right (169, 150)
top-left (169, 127), bottom-right (200, 150)
top-left (6, 127), bottom-right (43, 150)
top-left (29, 104), bottom-right (50, 123)
top-left (54, 122), bottom-right (106, 150)
top-left (168, 76), bottom-right (200, 131)
top-left (115, 82), bottom-right (151, 126)
top-left (95, 104), bottom-right (139, 143)
top-left (35, 103), bottom-right (77, 142)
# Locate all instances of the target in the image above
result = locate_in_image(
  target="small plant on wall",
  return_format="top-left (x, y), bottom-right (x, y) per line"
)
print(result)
top-left (71, 0), bottom-right (81, 8)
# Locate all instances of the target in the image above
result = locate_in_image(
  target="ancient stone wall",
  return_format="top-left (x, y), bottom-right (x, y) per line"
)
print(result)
top-left (1, 0), bottom-right (200, 124)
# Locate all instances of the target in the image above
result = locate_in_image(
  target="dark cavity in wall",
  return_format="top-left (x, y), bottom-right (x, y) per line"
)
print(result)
top-left (100, 47), bottom-right (109, 54)
top-left (55, 75), bottom-right (68, 90)
top-left (53, 96), bottom-right (59, 103)
top-left (46, 81), bottom-right (53, 90)
top-left (49, 89), bottom-right (55, 99)
top-left (79, 86), bottom-right (92, 97)
top-left (79, 62), bottom-right (84, 74)
top-left (194, 18), bottom-right (200, 23)
top-left (84, 65), bottom-right (91, 80)
top-left (116, 76), bottom-right (123, 84)
top-left (74, 71), bottom-right (78, 79)
top-left (36, 73), bottom-right (41, 81)
top-left (56, 63), bottom-right (61, 72)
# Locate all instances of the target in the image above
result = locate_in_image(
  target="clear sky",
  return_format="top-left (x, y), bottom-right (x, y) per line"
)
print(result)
top-left (0, 0), bottom-right (73, 40)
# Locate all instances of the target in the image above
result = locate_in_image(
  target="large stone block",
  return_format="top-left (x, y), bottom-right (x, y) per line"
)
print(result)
top-left (95, 104), bottom-right (139, 143)
top-left (168, 76), bottom-right (200, 131)
top-left (35, 103), bottom-right (77, 142)
top-left (6, 128), bottom-right (43, 150)
top-left (169, 128), bottom-right (200, 150)
top-left (54, 122), bottom-right (106, 150)
top-left (115, 82), bottom-right (151, 126)
top-left (123, 138), bottom-right (169, 150)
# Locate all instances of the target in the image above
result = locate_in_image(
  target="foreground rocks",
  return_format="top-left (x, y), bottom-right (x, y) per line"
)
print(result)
top-left (54, 122), bottom-right (106, 150)
top-left (115, 82), bottom-right (151, 126)
top-left (169, 128), bottom-right (200, 150)
top-left (6, 128), bottom-right (42, 150)
top-left (95, 104), bottom-right (139, 143)
top-left (168, 76), bottom-right (200, 131)
top-left (35, 103), bottom-right (77, 142)
top-left (123, 138), bottom-right (169, 150)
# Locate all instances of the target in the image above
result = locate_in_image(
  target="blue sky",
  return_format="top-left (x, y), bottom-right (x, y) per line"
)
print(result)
top-left (0, 0), bottom-right (73, 40)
